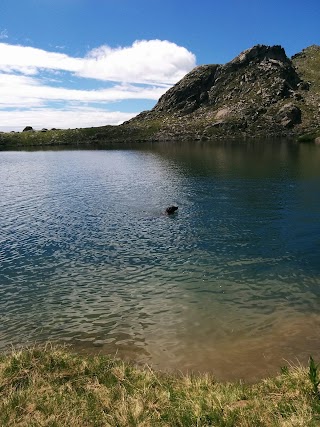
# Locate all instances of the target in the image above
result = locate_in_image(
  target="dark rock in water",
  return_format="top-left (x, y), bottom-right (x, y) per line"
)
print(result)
top-left (166, 206), bottom-right (178, 215)
top-left (23, 126), bottom-right (34, 132)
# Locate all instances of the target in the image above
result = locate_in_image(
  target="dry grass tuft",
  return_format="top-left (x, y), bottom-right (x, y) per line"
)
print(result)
top-left (1, 344), bottom-right (320, 426)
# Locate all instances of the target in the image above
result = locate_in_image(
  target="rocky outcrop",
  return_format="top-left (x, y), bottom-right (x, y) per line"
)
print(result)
top-left (154, 64), bottom-right (219, 114)
top-left (127, 44), bottom-right (320, 141)
top-left (275, 103), bottom-right (301, 128)
top-left (153, 45), bottom-right (300, 116)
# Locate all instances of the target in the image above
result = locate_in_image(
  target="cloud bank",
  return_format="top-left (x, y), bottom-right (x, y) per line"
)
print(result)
top-left (0, 108), bottom-right (135, 132)
top-left (0, 39), bottom-right (195, 84)
top-left (0, 39), bottom-right (196, 130)
top-left (0, 74), bottom-right (167, 108)
top-left (81, 40), bottom-right (195, 84)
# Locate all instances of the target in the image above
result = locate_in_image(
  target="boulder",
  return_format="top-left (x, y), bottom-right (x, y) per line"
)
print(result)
top-left (23, 126), bottom-right (34, 132)
top-left (297, 81), bottom-right (310, 91)
top-left (276, 103), bottom-right (301, 128)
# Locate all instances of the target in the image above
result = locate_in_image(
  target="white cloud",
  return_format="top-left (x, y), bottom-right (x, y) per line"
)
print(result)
top-left (80, 40), bottom-right (196, 84)
top-left (0, 39), bottom-right (196, 85)
top-left (0, 43), bottom-right (81, 76)
top-left (0, 39), bottom-right (196, 131)
top-left (0, 107), bottom-right (136, 132)
top-left (0, 73), bottom-right (167, 108)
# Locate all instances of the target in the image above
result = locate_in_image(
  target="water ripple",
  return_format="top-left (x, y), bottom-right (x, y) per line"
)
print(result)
top-left (1, 144), bottom-right (320, 379)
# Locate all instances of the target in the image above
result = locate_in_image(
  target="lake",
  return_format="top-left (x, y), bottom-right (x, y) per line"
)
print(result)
top-left (1, 141), bottom-right (320, 381)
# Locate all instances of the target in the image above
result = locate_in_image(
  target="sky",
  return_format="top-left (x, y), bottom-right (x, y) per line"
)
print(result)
top-left (0, 0), bottom-right (319, 132)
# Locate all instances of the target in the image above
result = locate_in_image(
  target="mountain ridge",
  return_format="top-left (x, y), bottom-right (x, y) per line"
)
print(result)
top-left (126, 44), bottom-right (319, 141)
top-left (1, 44), bottom-right (320, 147)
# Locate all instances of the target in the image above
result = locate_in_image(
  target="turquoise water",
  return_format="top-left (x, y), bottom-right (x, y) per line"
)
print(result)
top-left (1, 141), bottom-right (320, 380)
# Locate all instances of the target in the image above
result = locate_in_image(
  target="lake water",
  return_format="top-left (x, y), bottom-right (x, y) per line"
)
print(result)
top-left (1, 141), bottom-right (320, 381)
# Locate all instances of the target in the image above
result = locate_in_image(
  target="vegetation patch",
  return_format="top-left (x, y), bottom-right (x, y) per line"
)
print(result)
top-left (297, 132), bottom-right (318, 142)
top-left (1, 344), bottom-right (320, 426)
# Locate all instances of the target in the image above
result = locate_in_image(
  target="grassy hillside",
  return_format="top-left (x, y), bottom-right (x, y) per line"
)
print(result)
top-left (293, 45), bottom-right (320, 92)
top-left (292, 45), bottom-right (320, 141)
top-left (1, 345), bottom-right (320, 426)
top-left (0, 122), bottom-right (162, 148)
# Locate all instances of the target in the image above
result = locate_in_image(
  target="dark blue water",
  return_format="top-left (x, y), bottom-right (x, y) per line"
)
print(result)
top-left (1, 141), bottom-right (320, 380)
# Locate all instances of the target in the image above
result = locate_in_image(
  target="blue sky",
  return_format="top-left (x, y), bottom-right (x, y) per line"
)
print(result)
top-left (0, 0), bottom-right (319, 131)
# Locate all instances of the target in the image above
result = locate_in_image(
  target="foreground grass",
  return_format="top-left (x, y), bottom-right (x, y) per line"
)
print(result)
top-left (1, 345), bottom-right (320, 426)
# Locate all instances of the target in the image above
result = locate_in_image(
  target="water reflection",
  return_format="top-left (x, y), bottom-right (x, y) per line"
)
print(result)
top-left (0, 141), bottom-right (320, 380)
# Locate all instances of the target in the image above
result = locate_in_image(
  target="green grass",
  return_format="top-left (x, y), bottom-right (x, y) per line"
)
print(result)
top-left (1, 344), bottom-right (320, 426)
top-left (293, 45), bottom-right (320, 91)
top-left (0, 127), bottom-right (105, 147)
top-left (297, 133), bottom-right (318, 142)
top-left (0, 120), bottom-right (163, 149)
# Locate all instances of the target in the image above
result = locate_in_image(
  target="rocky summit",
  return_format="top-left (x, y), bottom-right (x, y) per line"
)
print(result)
top-left (1, 44), bottom-right (320, 147)
top-left (125, 44), bottom-right (320, 141)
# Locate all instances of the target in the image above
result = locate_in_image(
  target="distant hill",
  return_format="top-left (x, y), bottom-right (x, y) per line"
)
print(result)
top-left (1, 44), bottom-right (320, 147)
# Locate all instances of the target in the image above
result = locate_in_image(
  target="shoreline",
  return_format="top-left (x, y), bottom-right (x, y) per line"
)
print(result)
top-left (1, 123), bottom-right (319, 150)
top-left (2, 310), bottom-right (320, 384)
top-left (0, 344), bottom-right (319, 426)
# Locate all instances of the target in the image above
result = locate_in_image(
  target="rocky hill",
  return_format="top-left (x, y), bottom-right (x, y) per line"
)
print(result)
top-left (1, 44), bottom-right (320, 147)
top-left (126, 44), bottom-right (320, 141)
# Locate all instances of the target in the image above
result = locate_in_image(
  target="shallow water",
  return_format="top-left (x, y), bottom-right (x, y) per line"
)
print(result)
top-left (1, 141), bottom-right (320, 380)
